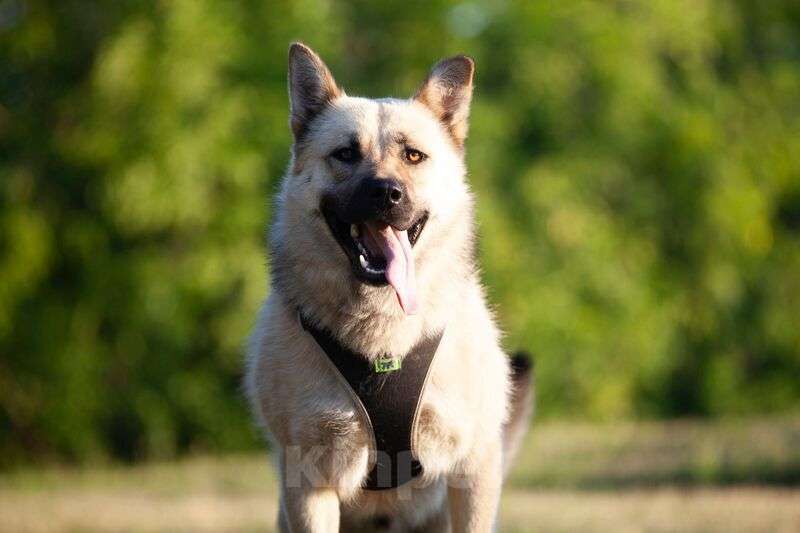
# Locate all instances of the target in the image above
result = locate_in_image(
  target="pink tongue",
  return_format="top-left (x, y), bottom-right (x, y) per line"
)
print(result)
top-left (363, 222), bottom-right (417, 315)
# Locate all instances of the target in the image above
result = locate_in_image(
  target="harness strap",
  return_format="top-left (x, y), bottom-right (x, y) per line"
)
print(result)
top-left (299, 313), bottom-right (443, 490)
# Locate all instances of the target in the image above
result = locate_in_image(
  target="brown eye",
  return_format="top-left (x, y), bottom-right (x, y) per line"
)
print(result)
top-left (405, 148), bottom-right (426, 164)
top-left (332, 147), bottom-right (358, 163)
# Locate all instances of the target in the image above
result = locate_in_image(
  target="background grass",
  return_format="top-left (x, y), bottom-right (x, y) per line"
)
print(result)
top-left (2, 417), bottom-right (799, 531)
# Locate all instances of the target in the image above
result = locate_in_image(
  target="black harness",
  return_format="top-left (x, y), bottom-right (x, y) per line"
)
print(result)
top-left (299, 313), bottom-right (444, 490)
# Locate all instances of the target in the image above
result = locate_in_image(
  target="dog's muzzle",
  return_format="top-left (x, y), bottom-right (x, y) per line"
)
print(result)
top-left (320, 178), bottom-right (428, 314)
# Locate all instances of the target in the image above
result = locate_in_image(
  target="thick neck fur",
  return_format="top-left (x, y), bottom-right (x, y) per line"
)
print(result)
top-left (269, 173), bottom-right (477, 360)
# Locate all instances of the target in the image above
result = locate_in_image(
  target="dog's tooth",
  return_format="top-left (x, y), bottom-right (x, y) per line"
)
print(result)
top-left (350, 224), bottom-right (360, 239)
top-left (359, 254), bottom-right (368, 268)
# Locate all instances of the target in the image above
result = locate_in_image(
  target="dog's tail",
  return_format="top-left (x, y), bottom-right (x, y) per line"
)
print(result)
top-left (502, 351), bottom-right (535, 477)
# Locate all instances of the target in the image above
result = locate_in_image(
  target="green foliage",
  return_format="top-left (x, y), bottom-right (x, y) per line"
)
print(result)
top-left (1, 0), bottom-right (799, 466)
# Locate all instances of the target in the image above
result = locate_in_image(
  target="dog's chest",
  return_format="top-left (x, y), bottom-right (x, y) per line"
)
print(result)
top-left (318, 394), bottom-right (469, 486)
top-left (303, 367), bottom-right (472, 489)
top-left (300, 315), bottom-right (474, 487)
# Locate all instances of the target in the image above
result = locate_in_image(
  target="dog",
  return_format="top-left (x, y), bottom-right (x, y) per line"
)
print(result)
top-left (245, 42), bottom-right (533, 532)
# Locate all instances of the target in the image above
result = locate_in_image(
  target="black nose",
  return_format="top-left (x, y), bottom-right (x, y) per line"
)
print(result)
top-left (367, 178), bottom-right (404, 208)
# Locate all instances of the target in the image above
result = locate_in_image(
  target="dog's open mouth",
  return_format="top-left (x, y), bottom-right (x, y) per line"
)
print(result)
top-left (322, 204), bottom-right (428, 315)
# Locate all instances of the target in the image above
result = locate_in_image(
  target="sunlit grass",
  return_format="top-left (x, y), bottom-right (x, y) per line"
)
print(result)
top-left (2, 416), bottom-right (799, 531)
top-left (510, 415), bottom-right (800, 488)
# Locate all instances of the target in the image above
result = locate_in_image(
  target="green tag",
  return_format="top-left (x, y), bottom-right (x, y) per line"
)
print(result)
top-left (374, 357), bottom-right (401, 373)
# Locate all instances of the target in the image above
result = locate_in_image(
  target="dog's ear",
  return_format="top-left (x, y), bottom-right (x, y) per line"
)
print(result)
top-left (414, 55), bottom-right (475, 148)
top-left (288, 43), bottom-right (342, 140)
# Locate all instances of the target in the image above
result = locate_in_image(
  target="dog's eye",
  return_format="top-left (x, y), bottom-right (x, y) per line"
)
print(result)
top-left (331, 147), bottom-right (358, 163)
top-left (404, 148), bottom-right (426, 165)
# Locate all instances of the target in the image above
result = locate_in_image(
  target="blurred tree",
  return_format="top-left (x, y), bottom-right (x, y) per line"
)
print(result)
top-left (1, 0), bottom-right (799, 466)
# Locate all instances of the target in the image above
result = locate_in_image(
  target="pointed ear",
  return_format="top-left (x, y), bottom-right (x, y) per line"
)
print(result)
top-left (414, 55), bottom-right (475, 148)
top-left (288, 43), bottom-right (342, 140)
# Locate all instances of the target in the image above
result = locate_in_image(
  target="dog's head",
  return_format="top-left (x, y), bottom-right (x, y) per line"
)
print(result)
top-left (274, 43), bottom-right (475, 317)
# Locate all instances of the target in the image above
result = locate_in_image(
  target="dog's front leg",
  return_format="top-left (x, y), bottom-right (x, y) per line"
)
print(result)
top-left (447, 440), bottom-right (503, 532)
top-left (279, 484), bottom-right (340, 533)
top-left (277, 449), bottom-right (340, 533)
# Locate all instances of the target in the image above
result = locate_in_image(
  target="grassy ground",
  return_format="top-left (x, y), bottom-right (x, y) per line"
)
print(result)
top-left (2, 416), bottom-right (799, 532)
